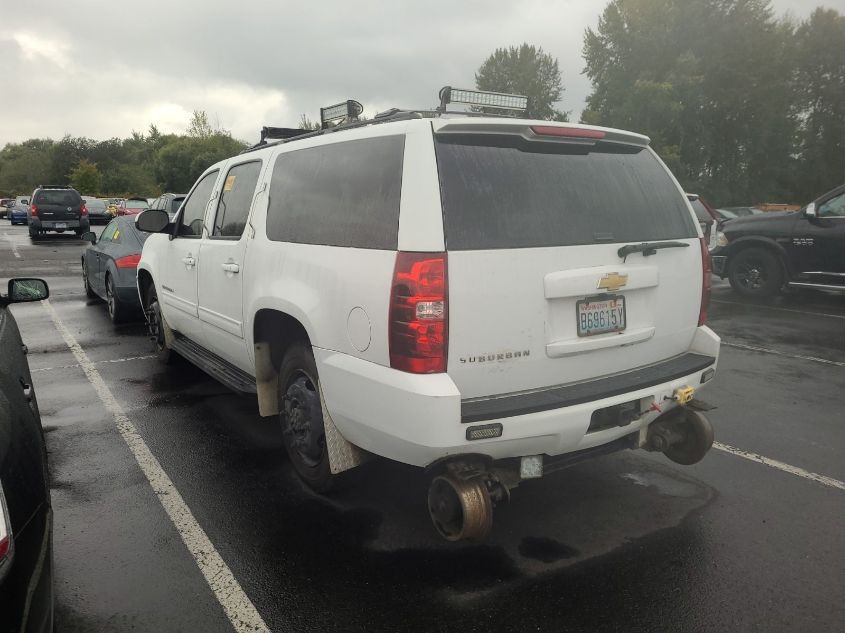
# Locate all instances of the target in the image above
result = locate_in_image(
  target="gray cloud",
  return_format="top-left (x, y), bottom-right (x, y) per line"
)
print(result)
top-left (0, 0), bottom-right (840, 146)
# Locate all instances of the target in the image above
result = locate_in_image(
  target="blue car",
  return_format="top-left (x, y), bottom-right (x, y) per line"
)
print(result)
top-left (8, 204), bottom-right (28, 225)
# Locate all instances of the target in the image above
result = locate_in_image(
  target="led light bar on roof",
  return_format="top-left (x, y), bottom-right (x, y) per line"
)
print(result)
top-left (320, 100), bottom-right (363, 128)
top-left (439, 86), bottom-right (528, 113)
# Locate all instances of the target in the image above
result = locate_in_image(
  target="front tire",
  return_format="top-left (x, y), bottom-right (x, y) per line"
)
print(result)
top-left (105, 274), bottom-right (127, 324)
top-left (278, 342), bottom-right (333, 492)
top-left (728, 247), bottom-right (784, 298)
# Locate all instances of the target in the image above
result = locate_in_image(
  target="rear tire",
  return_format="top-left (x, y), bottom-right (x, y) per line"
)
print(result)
top-left (145, 285), bottom-right (176, 364)
top-left (728, 247), bottom-right (784, 298)
top-left (105, 274), bottom-right (126, 324)
top-left (278, 342), bottom-right (333, 493)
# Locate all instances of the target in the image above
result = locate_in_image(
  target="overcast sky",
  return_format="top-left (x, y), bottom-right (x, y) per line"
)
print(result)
top-left (0, 0), bottom-right (840, 147)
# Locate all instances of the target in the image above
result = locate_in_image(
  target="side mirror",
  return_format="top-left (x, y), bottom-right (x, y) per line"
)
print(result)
top-left (805, 202), bottom-right (817, 218)
top-left (81, 231), bottom-right (97, 244)
top-left (135, 208), bottom-right (171, 233)
top-left (5, 278), bottom-right (49, 304)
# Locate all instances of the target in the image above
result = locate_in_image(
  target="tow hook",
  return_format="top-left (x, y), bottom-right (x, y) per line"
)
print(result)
top-left (646, 406), bottom-right (714, 465)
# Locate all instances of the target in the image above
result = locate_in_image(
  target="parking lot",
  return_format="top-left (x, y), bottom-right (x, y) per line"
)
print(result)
top-left (2, 220), bottom-right (844, 632)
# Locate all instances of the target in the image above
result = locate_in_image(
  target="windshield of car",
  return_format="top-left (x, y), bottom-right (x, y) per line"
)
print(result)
top-left (86, 199), bottom-right (107, 209)
top-left (435, 135), bottom-right (696, 249)
top-left (125, 199), bottom-right (149, 209)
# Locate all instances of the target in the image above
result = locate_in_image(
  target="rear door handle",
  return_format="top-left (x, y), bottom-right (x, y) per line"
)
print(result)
top-left (182, 256), bottom-right (196, 267)
top-left (221, 262), bottom-right (240, 274)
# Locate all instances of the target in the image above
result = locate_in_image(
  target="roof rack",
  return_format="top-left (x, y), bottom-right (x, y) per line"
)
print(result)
top-left (241, 87), bottom-right (531, 155)
top-left (37, 184), bottom-right (76, 190)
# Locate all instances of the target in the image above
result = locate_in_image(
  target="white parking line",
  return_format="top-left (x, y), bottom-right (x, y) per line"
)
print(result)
top-left (711, 299), bottom-right (845, 320)
top-left (713, 442), bottom-right (845, 492)
top-left (721, 341), bottom-right (845, 367)
top-left (30, 354), bottom-right (156, 373)
top-left (41, 299), bottom-right (270, 633)
top-left (6, 236), bottom-right (21, 258)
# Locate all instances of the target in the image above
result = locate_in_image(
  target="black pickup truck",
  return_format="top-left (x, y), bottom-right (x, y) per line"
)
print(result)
top-left (710, 183), bottom-right (845, 297)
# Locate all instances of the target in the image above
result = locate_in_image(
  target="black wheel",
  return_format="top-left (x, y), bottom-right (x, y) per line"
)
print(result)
top-left (278, 342), bottom-right (333, 492)
top-left (664, 410), bottom-right (714, 466)
top-left (105, 274), bottom-right (126, 324)
top-left (728, 247), bottom-right (784, 298)
top-left (82, 261), bottom-right (98, 299)
top-left (145, 285), bottom-right (176, 364)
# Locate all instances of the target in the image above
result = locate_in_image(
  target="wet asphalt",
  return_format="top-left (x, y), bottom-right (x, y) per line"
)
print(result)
top-left (1, 221), bottom-right (843, 632)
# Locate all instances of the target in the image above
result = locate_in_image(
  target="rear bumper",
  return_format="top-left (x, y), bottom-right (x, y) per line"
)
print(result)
top-left (316, 326), bottom-right (721, 468)
top-left (30, 218), bottom-right (88, 231)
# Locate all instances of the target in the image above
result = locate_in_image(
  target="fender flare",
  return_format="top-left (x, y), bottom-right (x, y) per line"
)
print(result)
top-left (722, 235), bottom-right (792, 277)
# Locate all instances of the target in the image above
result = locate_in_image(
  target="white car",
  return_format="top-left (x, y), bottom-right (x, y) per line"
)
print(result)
top-left (135, 89), bottom-right (720, 541)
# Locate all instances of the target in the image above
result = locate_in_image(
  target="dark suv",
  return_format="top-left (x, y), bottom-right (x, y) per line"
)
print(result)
top-left (28, 185), bottom-right (90, 239)
top-left (710, 183), bottom-right (845, 297)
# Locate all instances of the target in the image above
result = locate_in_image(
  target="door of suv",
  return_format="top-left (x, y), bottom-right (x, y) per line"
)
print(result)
top-left (197, 160), bottom-right (263, 370)
top-left (161, 169), bottom-right (220, 340)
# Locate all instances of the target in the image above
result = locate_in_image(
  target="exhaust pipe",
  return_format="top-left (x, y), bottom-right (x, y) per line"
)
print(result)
top-left (427, 473), bottom-right (493, 542)
top-left (647, 407), bottom-right (714, 465)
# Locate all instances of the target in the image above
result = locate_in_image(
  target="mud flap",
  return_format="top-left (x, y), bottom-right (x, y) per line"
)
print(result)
top-left (318, 384), bottom-right (370, 474)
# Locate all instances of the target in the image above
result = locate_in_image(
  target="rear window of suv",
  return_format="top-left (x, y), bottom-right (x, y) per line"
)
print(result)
top-left (34, 190), bottom-right (80, 206)
top-left (435, 135), bottom-right (696, 250)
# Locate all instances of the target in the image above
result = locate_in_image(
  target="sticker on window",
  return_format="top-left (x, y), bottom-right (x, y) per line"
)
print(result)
top-left (223, 175), bottom-right (237, 191)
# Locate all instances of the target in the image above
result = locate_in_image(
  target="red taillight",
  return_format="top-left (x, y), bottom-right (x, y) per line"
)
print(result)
top-left (389, 252), bottom-right (448, 374)
top-left (531, 125), bottom-right (606, 139)
top-left (115, 253), bottom-right (141, 269)
top-left (698, 237), bottom-right (711, 326)
top-left (0, 484), bottom-right (11, 563)
top-left (30, 203), bottom-right (38, 217)
top-left (80, 203), bottom-right (88, 216)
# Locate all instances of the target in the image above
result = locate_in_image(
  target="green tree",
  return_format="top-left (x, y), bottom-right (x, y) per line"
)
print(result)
top-left (68, 158), bottom-right (101, 194)
top-left (793, 7), bottom-right (845, 201)
top-left (582, 0), bottom-right (799, 205)
top-left (155, 133), bottom-right (247, 192)
top-left (476, 44), bottom-right (568, 120)
top-left (187, 110), bottom-right (214, 139)
top-left (0, 138), bottom-right (54, 195)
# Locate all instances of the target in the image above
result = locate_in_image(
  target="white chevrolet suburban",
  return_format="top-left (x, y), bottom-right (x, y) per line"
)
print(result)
top-left (135, 89), bottom-right (720, 541)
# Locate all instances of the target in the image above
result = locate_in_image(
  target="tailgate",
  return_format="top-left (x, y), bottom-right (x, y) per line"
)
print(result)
top-left (448, 243), bottom-right (701, 399)
top-left (433, 123), bottom-right (702, 400)
top-left (34, 190), bottom-right (80, 221)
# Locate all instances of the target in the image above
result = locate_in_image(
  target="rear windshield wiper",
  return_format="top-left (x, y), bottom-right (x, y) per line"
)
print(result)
top-left (617, 241), bottom-right (690, 261)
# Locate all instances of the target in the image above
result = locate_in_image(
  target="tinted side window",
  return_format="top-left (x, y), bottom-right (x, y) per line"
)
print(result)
top-left (213, 161), bottom-right (261, 238)
top-left (435, 136), bottom-right (696, 250)
top-left (179, 170), bottom-right (219, 237)
top-left (266, 135), bottom-right (404, 249)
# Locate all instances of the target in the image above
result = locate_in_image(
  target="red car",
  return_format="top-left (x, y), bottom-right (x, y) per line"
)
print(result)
top-left (117, 198), bottom-right (150, 216)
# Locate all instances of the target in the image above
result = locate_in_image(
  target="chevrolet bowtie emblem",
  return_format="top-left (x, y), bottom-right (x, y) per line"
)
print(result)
top-left (597, 272), bottom-right (628, 291)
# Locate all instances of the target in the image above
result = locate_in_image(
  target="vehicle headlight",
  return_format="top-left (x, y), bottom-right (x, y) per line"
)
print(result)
top-left (716, 231), bottom-right (729, 247)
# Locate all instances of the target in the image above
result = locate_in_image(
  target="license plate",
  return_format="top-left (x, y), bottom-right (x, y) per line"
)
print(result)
top-left (55, 222), bottom-right (67, 229)
top-left (576, 295), bottom-right (626, 337)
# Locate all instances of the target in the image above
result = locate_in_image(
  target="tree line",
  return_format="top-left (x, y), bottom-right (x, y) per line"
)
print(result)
top-left (0, 111), bottom-right (246, 198)
top-left (1, 0), bottom-right (841, 205)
